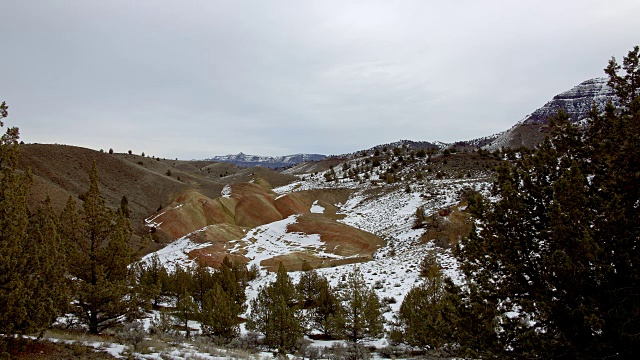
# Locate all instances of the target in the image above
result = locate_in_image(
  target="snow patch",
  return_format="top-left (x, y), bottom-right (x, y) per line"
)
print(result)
top-left (220, 184), bottom-right (232, 198)
top-left (310, 200), bottom-right (325, 214)
top-left (141, 233), bottom-right (212, 272)
top-left (237, 215), bottom-right (345, 270)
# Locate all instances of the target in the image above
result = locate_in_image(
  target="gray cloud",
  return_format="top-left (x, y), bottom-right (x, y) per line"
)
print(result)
top-left (2, 0), bottom-right (639, 158)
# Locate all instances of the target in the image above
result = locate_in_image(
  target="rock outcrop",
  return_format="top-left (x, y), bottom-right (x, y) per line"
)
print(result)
top-left (486, 78), bottom-right (618, 150)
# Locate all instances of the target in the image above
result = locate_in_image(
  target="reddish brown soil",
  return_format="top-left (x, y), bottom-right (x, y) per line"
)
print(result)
top-left (288, 213), bottom-right (385, 257)
top-left (274, 193), bottom-right (312, 218)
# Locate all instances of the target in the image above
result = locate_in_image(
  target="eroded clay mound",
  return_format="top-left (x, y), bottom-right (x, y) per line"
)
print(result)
top-left (288, 213), bottom-right (385, 257)
top-left (147, 184), bottom-right (385, 271)
top-left (149, 182), bottom-right (302, 239)
top-left (274, 192), bottom-right (313, 218)
top-left (186, 224), bottom-right (250, 269)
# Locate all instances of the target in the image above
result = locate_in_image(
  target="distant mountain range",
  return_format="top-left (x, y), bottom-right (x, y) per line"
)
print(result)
top-left (208, 77), bottom-right (618, 166)
top-left (206, 152), bottom-right (327, 168)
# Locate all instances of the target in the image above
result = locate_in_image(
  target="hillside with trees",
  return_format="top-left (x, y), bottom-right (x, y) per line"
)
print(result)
top-left (0, 46), bottom-right (638, 359)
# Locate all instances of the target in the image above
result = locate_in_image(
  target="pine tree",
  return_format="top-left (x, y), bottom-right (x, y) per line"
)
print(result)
top-left (342, 267), bottom-right (384, 343)
top-left (456, 46), bottom-right (640, 358)
top-left (62, 161), bottom-right (140, 334)
top-left (247, 263), bottom-right (303, 353)
top-left (1, 102), bottom-right (69, 343)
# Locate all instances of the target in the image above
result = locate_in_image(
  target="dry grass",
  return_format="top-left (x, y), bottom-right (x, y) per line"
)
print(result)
top-left (420, 201), bottom-right (473, 248)
top-left (38, 328), bottom-right (263, 360)
top-left (6, 339), bottom-right (116, 359)
top-left (18, 144), bottom-right (298, 242)
top-left (18, 144), bottom-right (223, 236)
top-left (44, 329), bottom-right (112, 344)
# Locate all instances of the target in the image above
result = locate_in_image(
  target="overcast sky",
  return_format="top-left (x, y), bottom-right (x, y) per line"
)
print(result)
top-left (1, 1), bottom-right (639, 159)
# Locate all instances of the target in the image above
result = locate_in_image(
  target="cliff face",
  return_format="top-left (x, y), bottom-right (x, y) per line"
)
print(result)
top-left (523, 78), bottom-right (618, 125)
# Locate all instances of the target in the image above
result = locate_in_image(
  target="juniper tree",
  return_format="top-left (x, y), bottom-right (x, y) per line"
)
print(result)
top-left (247, 263), bottom-right (303, 353)
top-left (61, 162), bottom-right (141, 334)
top-left (200, 283), bottom-right (240, 342)
top-left (136, 254), bottom-right (171, 308)
top-left (119, 195), bottom-right (130, 218)
top-left (23, 199), bottom-right (71, 327)
top-left (296, 260), bottom-right (322, 307)
top-left (605, 45), bottom-right (640, 113)
top-left (0, 102), bottom-right (69, 343)
top-left (214, 257), bottom-right (247, 314)
top-left (296, 260), bottom-right (344, 338)
top-left (394, 255), bottom-right (460, 352)
top-left (175, 291), bottom-right (198, 338)
top-left (189, 262), bottom-right (216, 309)
top-left (168, 265), bottom-right (192, 302)
top-left (456, 46), bottom-right (640, 358)
top-left (311, 274), bottom-right (344, 338)
top-left (342, 267), bottom-right (384, 343)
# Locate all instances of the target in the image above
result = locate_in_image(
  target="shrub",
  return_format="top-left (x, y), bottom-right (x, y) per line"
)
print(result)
top-left (323, 342), bottom-right (371, 360)
top-left (373, 280), bottom-right (384, 290)
top-left (227, 331), bottom-right (260, 353)
top-left (381, 296), bottom-right (397, 305)
top-left (116, 320), bottom-right (146, 352)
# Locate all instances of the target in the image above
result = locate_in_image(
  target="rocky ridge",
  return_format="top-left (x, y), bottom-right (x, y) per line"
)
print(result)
top-left (486, 77), bottom-right (618, 149)
top-left (523, 77), bottom-right (618, 125)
